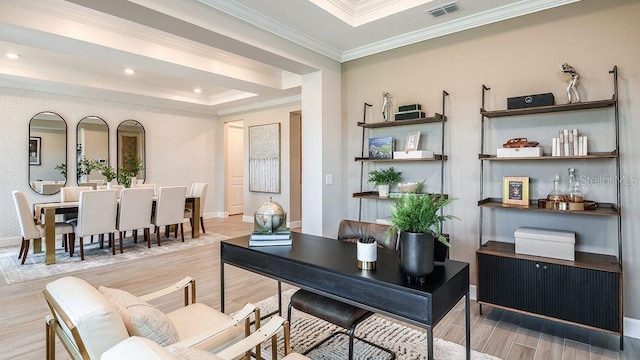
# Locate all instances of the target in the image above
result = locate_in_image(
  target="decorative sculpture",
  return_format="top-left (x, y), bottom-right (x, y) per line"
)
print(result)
top-left (560, 63), bottom-right (580, 103)
top-left (381, 91), bottom-right (392, 122)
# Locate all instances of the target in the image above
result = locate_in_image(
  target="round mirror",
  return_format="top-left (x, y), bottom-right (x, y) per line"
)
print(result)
top-left (117, 120), bottom-right (145, 186)
top-left (29, 111), bottom-right (67, 195)
top-left (76, 116), bottom-right (109, 186)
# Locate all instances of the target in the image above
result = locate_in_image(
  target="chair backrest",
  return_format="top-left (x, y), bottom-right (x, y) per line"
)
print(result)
top-left (133, 183), bottom-right (156, 195)
top-left (43, 276), bottom-right (129, 359)
top-left (41, 183), bottom-right (64, 195)
top-left (190, 183), bottom-right (208, 213)
top-left (12, 191), bottom-right (41, 240)
top-left (118, 188), bottom-right (154, 232)
top-left (61, 186), bottom-right (93, 202)
top-left (76, 190), bottom-right (118, 237)
top-left (154, 186), bottom-right (187, 227)
top-left (337, 219), bottom-right (398, 250)
top-left (78, 182), bottom-right (98, 190)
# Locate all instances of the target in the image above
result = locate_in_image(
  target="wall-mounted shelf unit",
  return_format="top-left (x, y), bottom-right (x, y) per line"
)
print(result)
top-left (476, 66), bottom-right (623, 349)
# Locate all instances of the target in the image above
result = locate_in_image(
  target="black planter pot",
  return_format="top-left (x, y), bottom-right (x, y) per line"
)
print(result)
top-left (399, 232), bottom-right (435, 277)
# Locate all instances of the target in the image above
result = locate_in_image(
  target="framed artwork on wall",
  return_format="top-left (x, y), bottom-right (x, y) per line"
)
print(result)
top-left (29, 136), bottom-right (41, 165)
top-left (502, 176), bottom-right (529, 206)
top-left (249, 123), bottom-right (281, 193)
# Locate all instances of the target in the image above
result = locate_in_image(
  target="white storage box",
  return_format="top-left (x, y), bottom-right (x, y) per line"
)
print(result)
top-left (497, 147), bottom-right (543, 158)
top-left (515, 227), bottom-right (575, 261)
top-left (393, 150), bottom-right (434, 159)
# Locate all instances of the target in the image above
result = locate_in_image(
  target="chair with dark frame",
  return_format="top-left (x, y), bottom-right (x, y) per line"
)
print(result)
top-left (287, 219), bottom-right (398, 360)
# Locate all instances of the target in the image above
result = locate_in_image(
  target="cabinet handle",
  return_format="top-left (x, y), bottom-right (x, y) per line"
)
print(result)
top-left (536, 264), bottom-right (540, 269)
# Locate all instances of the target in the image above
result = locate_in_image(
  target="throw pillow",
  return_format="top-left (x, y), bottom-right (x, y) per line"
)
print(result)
top-left (99, 286), bottom-right (179, 346)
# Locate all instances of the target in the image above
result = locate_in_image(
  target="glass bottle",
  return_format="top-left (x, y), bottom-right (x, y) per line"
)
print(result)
top-left (547, 173), bottom-right (566, 202)
top-left (568, 168), bottom-right (584, 202)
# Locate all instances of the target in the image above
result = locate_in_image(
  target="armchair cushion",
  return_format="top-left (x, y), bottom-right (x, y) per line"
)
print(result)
top-left (167, 303), bottom-right (244, 352)
top-left (99, 286), bottom-right (179, 346)
top-left (101, 336), bottom-right (225, 360)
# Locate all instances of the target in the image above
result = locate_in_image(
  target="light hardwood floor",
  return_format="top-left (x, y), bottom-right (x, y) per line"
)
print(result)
top-left (0, 215), bottom-right (637, 360)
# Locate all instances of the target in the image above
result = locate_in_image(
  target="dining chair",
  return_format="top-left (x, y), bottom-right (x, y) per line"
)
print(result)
top-left (77, 182), bottom-right (98, 190)
top-left (12, 191), bottom-right (74, 264)
top-left (184, 183), bottom-right (208, 236)
top-left (70, 189), bottom-right (118, 260)
top-left (60, 186), bottom-right (93, 202)
top-left (133, 183), bottom-right (156, 195)
top-left (97, 185), bottom-right (124, 199)
top-left (117, 188), bottom-right (154, 250)
top-left (153, 186), bottom-right (187, 246)
top-left (287, 220), bottom-right (398, 360)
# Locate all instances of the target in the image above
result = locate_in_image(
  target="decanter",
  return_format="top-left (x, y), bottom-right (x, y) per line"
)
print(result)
top-left (567, 168), bottom-right (584, 202)
top-left (547, 173), bottom-right (566, 202)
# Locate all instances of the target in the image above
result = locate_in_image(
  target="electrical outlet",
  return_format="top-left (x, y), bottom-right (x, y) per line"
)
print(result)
top-left (325, 174), bottom-right (333, 185)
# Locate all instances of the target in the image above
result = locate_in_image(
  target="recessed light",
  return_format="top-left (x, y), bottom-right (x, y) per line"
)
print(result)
top-left (5, 53), bottom-right (20, 60)
top-left (124, 68), bottom-right (135, 75)
top-left (193, 88), bottom-right (202, 94)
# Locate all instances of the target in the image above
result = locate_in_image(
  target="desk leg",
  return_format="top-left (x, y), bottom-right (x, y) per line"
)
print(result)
top-left (466, 292), bottom-right (471, 360)
top-left (220, 261), bottom-right (225, 313)
top-left (44, 208), bottom-right (56, 265)
top-left (192, 198), bottom-right (201, 239)
top-left (278, 281), bottom-right (282, 316)
top-left (427, 326), bottom-right (433, 360)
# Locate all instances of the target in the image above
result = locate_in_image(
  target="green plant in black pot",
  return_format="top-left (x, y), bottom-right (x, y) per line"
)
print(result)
top-left (367, 167), bottom-right (402, 197)
top-left (388, 193), bottom-right (457, 277)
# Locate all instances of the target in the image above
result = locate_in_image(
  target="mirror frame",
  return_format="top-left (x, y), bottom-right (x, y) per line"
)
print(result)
top-left (117, 119), bottom-right (146, 184)
top-left (76, 116), bottom-right (110, 185)
top-left (28, 111), bottom-right (68, 195)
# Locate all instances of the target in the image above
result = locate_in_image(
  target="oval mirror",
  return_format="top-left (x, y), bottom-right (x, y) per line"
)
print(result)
top-left (76, 116), bottom-right (109, 186)
top-left (117, 120), bottom-right (145, 186)
top-left (29, 111), bottom-right (67, 195)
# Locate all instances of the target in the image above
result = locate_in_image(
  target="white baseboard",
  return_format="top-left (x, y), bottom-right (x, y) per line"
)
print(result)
top-left (242, 215), bottom-right (253, 223)
top-left (203, 211), bottom-right (228, 219)
top-left (0, 236), bottom-right (21, 248)
top-left (468, 284), bottom-right (640, 339)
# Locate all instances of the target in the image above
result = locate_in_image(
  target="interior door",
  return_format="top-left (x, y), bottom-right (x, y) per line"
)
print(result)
top-left (226, 121), bottom-right (244, 215)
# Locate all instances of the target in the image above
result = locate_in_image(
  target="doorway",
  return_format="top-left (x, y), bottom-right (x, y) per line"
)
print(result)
top-left (225, 120), bottom-right (244, 215)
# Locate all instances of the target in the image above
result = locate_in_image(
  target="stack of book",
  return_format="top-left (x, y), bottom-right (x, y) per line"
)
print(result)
top-left (552, 129), bottom-right (587, 156)
top-left (249, 229), bottom-right (292, 247)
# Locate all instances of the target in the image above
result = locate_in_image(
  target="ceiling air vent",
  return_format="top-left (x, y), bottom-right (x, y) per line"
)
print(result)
top-left (427, 1), bottom-right (460, 18)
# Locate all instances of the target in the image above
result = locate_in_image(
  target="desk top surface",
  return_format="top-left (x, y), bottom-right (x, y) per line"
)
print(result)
top-left (222, 232), bottom-right (468, 295)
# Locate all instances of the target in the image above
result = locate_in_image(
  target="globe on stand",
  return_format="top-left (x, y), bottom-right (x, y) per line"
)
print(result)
top-left (253, 198), bottom-right (287, 233)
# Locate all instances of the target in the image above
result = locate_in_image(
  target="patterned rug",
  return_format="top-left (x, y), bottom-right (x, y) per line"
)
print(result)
top-left (253, 289), bottom-right (501, 360)
top-left (0, 232), bottom-right (228, 285)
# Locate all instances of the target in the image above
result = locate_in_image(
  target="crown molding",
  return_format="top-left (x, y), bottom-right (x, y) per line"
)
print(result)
top-left (208, 90), bottom-right (257, 106)
top-left (341, 0), bottom-right (580, 61)
top-left (198, 0), bottom-right (343, 62)
top-left (309, 0), bottom-right (436, 27)
top-left (216, 94), bottom-right (301, 116)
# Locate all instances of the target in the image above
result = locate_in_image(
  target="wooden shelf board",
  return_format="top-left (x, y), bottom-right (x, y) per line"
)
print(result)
top-left (353, 191), bottom-right (448, 200)
top-left (480, 98), bottom-right (616, 118)
top-left (477, 241), bottom-right (621, 273)
top-left (355, 154), bottom-right (447, 162)
top-left (477, 198), bottom-right (619, 216)
top-left (479, 151), bottom-right (617, 161)
top-left (357, 114), bottom-right (445, 128)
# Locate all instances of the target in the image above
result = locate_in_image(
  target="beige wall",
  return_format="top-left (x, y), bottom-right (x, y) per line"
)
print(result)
top-left (342, 0), bottom-right (640, 320)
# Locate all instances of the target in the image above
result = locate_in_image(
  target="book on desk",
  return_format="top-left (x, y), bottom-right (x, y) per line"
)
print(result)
top-left (249, 229), bottom-right (292, 246)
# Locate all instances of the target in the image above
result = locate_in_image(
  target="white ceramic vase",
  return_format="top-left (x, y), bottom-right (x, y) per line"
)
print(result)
top-left (378, 184), bottom-right (390, 197)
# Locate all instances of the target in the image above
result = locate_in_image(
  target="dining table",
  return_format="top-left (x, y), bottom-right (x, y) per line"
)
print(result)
top-left (33, 196), bottom-right (201, 265)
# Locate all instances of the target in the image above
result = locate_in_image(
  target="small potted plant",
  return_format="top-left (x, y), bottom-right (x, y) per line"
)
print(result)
top-left (98, 163), bottom-right (118, 188)
top-left (118, 155), bottom-right (144, 188)
top-left (367, 167), bottom-right (402, 197)
top-left (388, 193), bottom-right (457, 277)
top-left (77, 156), bottom-right (99, 182)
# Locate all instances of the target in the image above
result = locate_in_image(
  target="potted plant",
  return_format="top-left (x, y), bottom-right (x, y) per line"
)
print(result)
top-left (368, 167), bottom-right (402, 197)
top-left (117, 155), bottom-right (144, 188)
top-left (77, 156), bottom-right (99, 182)
top-left (388, 193), bottom-right (457, 277)
top-left (55, 163), bottom-right (67, 178)
top-left (98, 163), bottom-right (118, 187)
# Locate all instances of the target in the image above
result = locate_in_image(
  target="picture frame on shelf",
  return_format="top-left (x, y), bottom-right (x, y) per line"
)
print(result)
top-left (502, 176), bottom-right (529, 206)
top-left (368, 136), bottom-right (394, 159)
top-left (404, 131), bottom-right (420, 153)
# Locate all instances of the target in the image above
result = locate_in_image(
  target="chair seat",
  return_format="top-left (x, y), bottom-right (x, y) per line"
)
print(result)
top-left (166, 303), bottom-right (244, 352)
top-left (290, 290), bottom-right (370, 329)
top-left (36, 222), bottom-right (73, 236)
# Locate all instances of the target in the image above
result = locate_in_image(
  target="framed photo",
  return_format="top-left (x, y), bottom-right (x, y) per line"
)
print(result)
top-left (502, 176), bottom-right (529, 206)
top-left (29, 136), bottom-right (41, 165)
top-left (249, 123), bottom-right (281, 193)
top-left (368, 136), bottom-right (394, 159)
top-left (405, 131), bottom-right (420, 152)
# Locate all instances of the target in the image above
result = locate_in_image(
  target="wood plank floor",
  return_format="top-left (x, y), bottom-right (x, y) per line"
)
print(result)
top-left (0, 215), bottom-right (637, 359)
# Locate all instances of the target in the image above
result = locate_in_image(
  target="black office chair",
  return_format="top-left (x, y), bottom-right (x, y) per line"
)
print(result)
top-left (287, 219), bottom-right (398, 359)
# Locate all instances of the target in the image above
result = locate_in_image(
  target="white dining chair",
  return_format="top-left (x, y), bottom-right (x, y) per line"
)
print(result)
top-left (133, 182), bottom-right (156, 195)
top-left (60, 186), bottom-right (93, 202)
top-left (12, 191), bottom-right (74, 264)
top-left (97, 185), bottom-right (124, 198)
top-left (153, 186), bottom-right (187, 246)
top-left (70, 189), bottom-right (118, 260)
top-left (184, 183), bottom-right (208, 235)
top-left (117, 188), bottom-right (154, 250)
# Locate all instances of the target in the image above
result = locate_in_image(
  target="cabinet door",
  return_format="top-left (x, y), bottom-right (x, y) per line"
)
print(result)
top-left (477, 254), bottom-right (540, 313)
top-left (541, 263), bottom-right (619, 332)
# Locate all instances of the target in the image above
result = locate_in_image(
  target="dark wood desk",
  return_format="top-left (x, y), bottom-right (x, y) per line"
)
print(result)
top-left (220, 232), bottom-right (470, 360)
top-left (36, 196), bottom-right (200, 264)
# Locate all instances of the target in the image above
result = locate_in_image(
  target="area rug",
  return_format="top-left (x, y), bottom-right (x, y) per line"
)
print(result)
top-left (0, 232), bottom-right (228, 285)
top-left (251, 289), bottom-right (501, 360)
